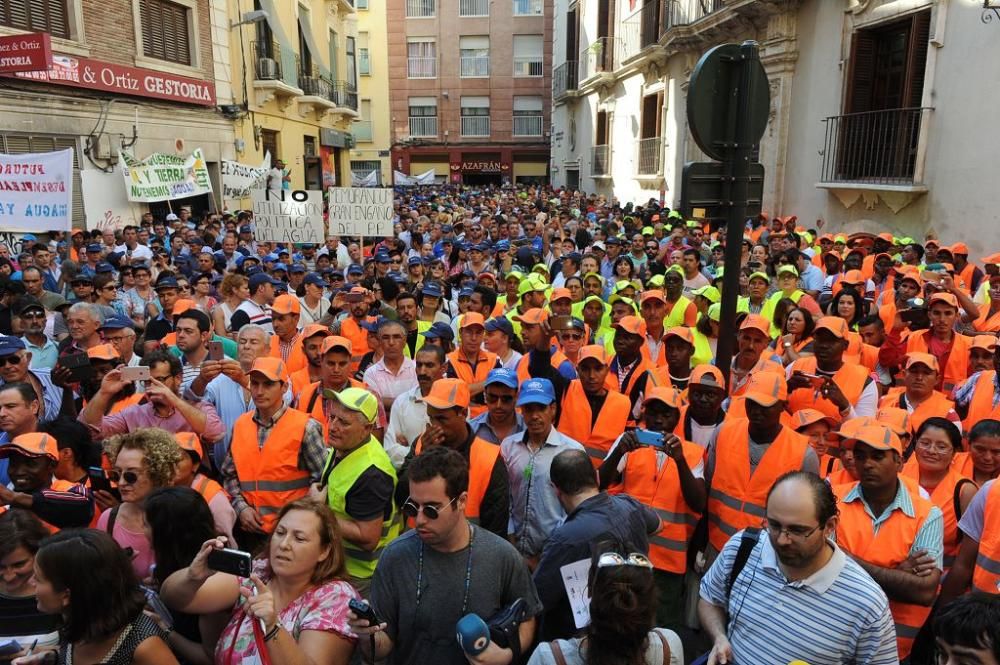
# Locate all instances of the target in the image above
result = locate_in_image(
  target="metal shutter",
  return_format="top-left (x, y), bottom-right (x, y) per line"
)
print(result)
top-left (0, 134), bottom-right (84, 226)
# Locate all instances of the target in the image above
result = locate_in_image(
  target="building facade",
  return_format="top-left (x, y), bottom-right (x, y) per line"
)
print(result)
top-left (386, 0), bottom-right (553, 185)
top-left (551, 0), bottom-right (1000, 256)
top-left (348, 0), bottom-right (393, 186)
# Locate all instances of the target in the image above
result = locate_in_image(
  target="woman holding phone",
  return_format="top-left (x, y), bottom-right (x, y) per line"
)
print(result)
top-left (160, 499), bottom-right (358, 665)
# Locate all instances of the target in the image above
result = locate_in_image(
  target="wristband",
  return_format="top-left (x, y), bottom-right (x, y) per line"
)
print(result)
top-left (264, 623), bottom-right (281, 642)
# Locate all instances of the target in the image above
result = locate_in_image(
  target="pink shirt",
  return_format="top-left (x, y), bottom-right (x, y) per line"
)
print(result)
top-left (97, 507), bottom-right (155, 580)
top-left (85, 400), bottom-right (225, 443)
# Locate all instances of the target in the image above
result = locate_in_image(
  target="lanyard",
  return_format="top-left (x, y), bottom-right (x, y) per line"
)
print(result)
top-left (416, 523), bottom-right (475, 615)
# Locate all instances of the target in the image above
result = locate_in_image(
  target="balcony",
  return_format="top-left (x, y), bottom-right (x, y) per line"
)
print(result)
top-left (326, 0), bottom-right (356, 13)
top-left (353, 119), bottom-right (374, 142)
top-left (409, 116), bottom-right (438, 137)
top-left (298, 67), bottom-right (337, 118)
top-left (406, 0), bottom-right (435, 16)
top-left (329, 81), bottom-right (359, 115)
top-left (580, 37), bottom-right (615, 83)
top-left (592, 145), bottom-right (610, 177)
top-left (512, 0), bottom-right (542, 14)
top-left (513, 57), bottom-right (543, 77)
top-left (460, 0), bottom-right (489, 16)
top-left (407, 56), bottom-right (437, 78)
top-left (461, 115), bottom-right (490, 137)
top-left (252, 41), bottom-right (302, 108)
top-left (513, 115), bottom-right (543, 137)
top-left (460, 55), bottom-right (490, 77)
top-left (636, 136), bottom-right (662, 175)
top-left (552, 60), bottom-right (578, 101)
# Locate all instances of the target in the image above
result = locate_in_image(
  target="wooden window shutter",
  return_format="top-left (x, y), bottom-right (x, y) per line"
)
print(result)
top-left (844, 29), bottom-right (877, 114)
top-left (140, 0), bottom-right (192, 65)
top-left (2, 0), bottom-right (69, 38)
top-left (904, 10), bottom-right (931, 108)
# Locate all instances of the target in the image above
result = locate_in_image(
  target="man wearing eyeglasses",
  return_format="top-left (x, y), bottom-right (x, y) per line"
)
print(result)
top-left (0, 336), bottom-right (66, 424)
top-left (468, 368), bottom-right (524, 445)
top-left (16, 297), bottom-right (57, 370)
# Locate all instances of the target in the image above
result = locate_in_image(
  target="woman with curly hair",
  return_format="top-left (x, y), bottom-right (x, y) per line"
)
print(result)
top-left (96, 427), bottom-right (182, 579)
top-left (212, 273), bottom-right (250, 340)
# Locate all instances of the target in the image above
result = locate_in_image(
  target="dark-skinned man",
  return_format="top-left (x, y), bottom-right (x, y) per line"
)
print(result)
top-left (397, 377), bottom-right (510, 538)
top-left (662, 265), bottom-right (698, 328)
top-left (600, 386), bottom-right (706, 629)
top-left (831, 423), bottom-right (944, 662)
top-left (308, 387), bottom-right (398, 597)
top-left (288, 324), bottom-right (331, 398)
top-left (646, 326), bottom-right (696, 392)
top-left (786, 316), bottom-right (878, 420)
top-left (607, 315), bottom-right (652, 410)
top-left (556, 345), bottom-right (630, 468)
top-left (444, 312), bottom-right (500, 418)
top-left (468, 367), bottom-right (525, 444)
top-left (879, 353), bottom-right (960, 437)
top-left (514, 308), bottom-right (577, 404)
top-left (674, 364), bottom-right (727, 448)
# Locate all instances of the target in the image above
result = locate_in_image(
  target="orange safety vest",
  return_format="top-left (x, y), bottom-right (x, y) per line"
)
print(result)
top-left (973, 305), bottom-right (1000, 332)
top-left (341, 316), bottom-right (374, 371)
top-left (957, 263), bottom-right (977, 296)
top-left (447, 348), bottom-right (499, 418)
top-left (962, 371), bottom-right (1000, 432)
top-left (706, 419), bottom-right (811, 551)
top-left (729, 358), bottom-right (785, 398)
top-left (290, 366), bottom-right (316, 399)
top-left (879, 388), bottom-right (955, 435)
top-left (786, 358), bottom-right (870, 419)
top-left (557, 380), bottom-right (631, 468)
top-left (833, 476), bottom-right (935, 660)
top-left (906, 331), bottom-right (974, 393)
top-left (613, 441), bottom-right (704, 573)
top-left (818, 453), bottom-right (841, 479)
top-left (192, 472), bottom-right (227, 506)
top-left (827, 464), bottom-right (856, 486)
top-left (230, 408), bottom-right (313, 532)
top-left (516, 349), bottom-right (571, 386)
top-left (269, 333), bottom-right (307, 373)
top-left (950, 451), bottom-right (976, 479)
top-left (414, 436), bottom-right (500, 523)
top-left (294, 378), bottom-right (366, 439)
top-left (972, 478), bottom-right (1000, 594)
top-left (608, 356), bottom-right (652, 401)
top-left (640, 333), bottom-right (668, 368)
top-left (110, 393), bottom-right (145, 415)
top-left (901, 461), bottom-right (975, 571)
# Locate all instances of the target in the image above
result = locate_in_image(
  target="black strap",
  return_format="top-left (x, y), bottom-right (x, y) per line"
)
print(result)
top-left (306, 386), bottom-right (322, 415)
top-left (954, 478), bottom-right (976, 522)
top-left (825, 456), bottom-right (837, 476)
top-left (726, 527), bottom-right (761, 598)
top-left (106, 504), bottom-right (120, 536)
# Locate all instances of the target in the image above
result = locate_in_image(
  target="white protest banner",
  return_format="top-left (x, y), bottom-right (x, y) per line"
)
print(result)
top-left (82, 167), bottom-right (146, 231)
top-left (0, 149), bottom-right (73, 232)
top-left (393, 169), bottom-right (435, 186)
top-left (351, 170), bottom-right (378, 187)
top-left (221, 152), bottom-right (270, 204)
top-left (251, 189), bottom-right (324, 244)
top-left (327, 187), bottom-right (394, 238)
top-left (119, 148), bottom-right (213, 202)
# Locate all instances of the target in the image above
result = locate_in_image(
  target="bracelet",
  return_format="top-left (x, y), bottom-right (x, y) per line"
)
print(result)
top-left (264, 623), bottom-right (281, 642)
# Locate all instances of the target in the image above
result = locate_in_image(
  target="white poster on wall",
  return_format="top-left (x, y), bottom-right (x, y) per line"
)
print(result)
top-left (82, 167), bottom-right (146, 231)
top-left (0, 149), bottom-right (74, 232)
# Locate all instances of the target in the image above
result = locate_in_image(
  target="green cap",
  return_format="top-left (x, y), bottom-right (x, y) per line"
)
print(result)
top-left (748, 271), bottom-right (770, 284)
top-left (777, 264), bottom-right (799, 278)
top-left (686, 220), bottom-right (701, 229)
top-left (666, 264), bottom-right (684, 276)
top-left (642, 226), bottom-right (654, 235)
top-left (505, 270), bottom-right (525, 283)
top-left (692, 285), bottom-right (721, 304)
top-left (668, 210), bottom-right (683, 219)
top-left (518, 273), bottom-right (548, 297)
top-left (583, 272), bottom-right (605, 285)
top-left (532, 263), bottom-right (550, 274)
top-left (613, 279), bottom-right (633, 293)
top-left (323, 387), bottom-right (379, 424)
top-left (647, 274), bottom-right (665, 288)
top-left (708, 302), bottom-right (721, 322)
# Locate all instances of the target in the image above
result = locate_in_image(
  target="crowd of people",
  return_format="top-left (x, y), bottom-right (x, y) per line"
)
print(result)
top-left (0, 184), bottom-right (998, 665)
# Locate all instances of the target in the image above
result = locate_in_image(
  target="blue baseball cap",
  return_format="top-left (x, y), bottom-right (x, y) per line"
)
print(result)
top-left (71, 273), bottom-right (93, 284)
top-left (388, 272), bottom-right (408, 285)
top-left (289, 263), bottom-right (306, 274)
top-left (264, 253), bottom-right (279, 263)
top-left (0, 336), bottom-right (26, 357)
top-left (485, 317), bottom-right (514, 336)
top-left (154, 277), bottom-right (179, 290)
top-left (21, 234), bottom-right (36, 242)
top-left (421, 282), bottom-right (443, 298)
top-left (245, 265), bottom-right (263, 277)
top-left (348, 264), bottom-right (364, 275)
top-left (248, 272), bottom-right (280, 289)
top-left (517, 378), bottom-right (556, 406)
top-left (239, 225), bottom-right (253, 234)
top-left (330, 270), bottom-right (345, 280)
top-left (408, 256), bottom-right (422, 267)
top-left (86, 243), bottom-right (102, 253)
top-left (303, 273), bottom-right (326, 287)
top-left (375, 253), bottom-right (392, 264)
top-left (272, 262), bottom-right (288, 273)
top-left (95, 262), bottom-right (114, 273)
top-left (458, 287), bottom-right (474, 299)
top-left (100, 315), bottom-right (134, 331)
top-left (421, 321), bottom-right (455, 341)
top-left (485, 367), bottom-right (518, 390)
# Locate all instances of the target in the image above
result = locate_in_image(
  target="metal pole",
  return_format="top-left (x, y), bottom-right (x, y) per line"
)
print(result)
top-left (714, 41), bottom-right (759, 387)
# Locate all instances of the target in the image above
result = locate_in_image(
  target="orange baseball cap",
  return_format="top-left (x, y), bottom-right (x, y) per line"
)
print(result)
top-left (814, 316), bottom-right (849, 338)
top-left (905, 352), bottom-right (940, 372)
top-left (793, 408), bottom-right (839, 430)
top-left (0, 433), bottom-right (58, 460)
top-left (249, 357), bottom-right (289, 382)
top-left (664, 327), bottom-right (694, 346)
top-left (514, 308), bottom-right (549, 325)
top-left (739, 314), bottom-right (771, 337)
top-left (877, 232), bottom-right (894, 243)
top-left (461, 312), bottom-right (486, 329)
top-left (951, 242), bottom-right (970, 255)
top-left (875, 407), bottom-right (911, 436)
top-left (744, 372), bottom-right (788, 407)
top-left (833, 416), bottom-right (878, 439)
top-left (981, 252), bottom-right (1000, 265)
top-left (971, 336), bottom-right (999, 352)
top-left (690, 364), bottom-right (725, 390)
top-left (614, 315), bottom-right (647, 337)
top-left (643, 386), bottom-right (683, 410)
top-left (301, 323), bottom-right (331, 340)
top-left (578, 345), bottom-right (610, 366)
top-left (841, 423), bottom-right (903, 454)
top-left (842, 270), bottom-right (866, 285)
top-left (640, 289), bottom-right (667, 305)
top-left (174, 432), bottom-right (204, 461)
top-left (87, 343), bottom-right (120, 361)
top-left (550, 287), bottom-right (572, 302)
top-left (929, 292), bottom-right (959, 309)
top-left (925, 238), bottom-right (941, 248)
top-left (896, 266), bottom-right (921, 283)
top-left (321, 335), bottom-right (352, 355)
top-left (272, 294), bottom-right (301, 315)
top-left (423, 378), bottom-right (471, 410)
top-left (172, 299), bottom-right (196, 317)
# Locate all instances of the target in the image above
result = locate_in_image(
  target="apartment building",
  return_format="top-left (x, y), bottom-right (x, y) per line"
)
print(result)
top-left (550, 0), bottom-right (1000, 255)
top-left (349, 0), bottom-right (393, 185)
top-left (386, 0), bottom-right (553, 185)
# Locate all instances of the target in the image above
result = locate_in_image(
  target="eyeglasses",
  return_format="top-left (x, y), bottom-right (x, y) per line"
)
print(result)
top-left (762, 519), bottom-right (822, 541)
top-left (110, 469), bottom-right (142, 485)
top-left (402, 496), bottom-right (457, 520)
top-left (484, 393), bottom-right (514, 405)
top-left (562, 332), bottom-right (584, 341)
top-left (21, 311), bottom-right (46, 319)
top-left (596, 552), bottom-right (653, 569)
top-left (916, 439), bottom-right (953, 455)
top-left (1, 354), bottom-right (24, 365)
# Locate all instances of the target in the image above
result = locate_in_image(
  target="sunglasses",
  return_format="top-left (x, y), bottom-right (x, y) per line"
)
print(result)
top-left (1, 354), bottom-right (25, 366)
top-left (110, 470), bottom-right (141, 485)
top-left (484, 393), bottom-right (515, 405)
top-left (596, 552), bottom-right (653, 569)
top-left (402, 496), bottom-right (457, 520)
top-left (21, 311), bottom-right (46, 319)
top-left (562, 332), bottom-right (584, 340)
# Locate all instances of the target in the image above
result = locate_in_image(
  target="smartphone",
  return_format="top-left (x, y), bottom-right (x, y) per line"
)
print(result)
top-left (59, 352), bottom-right (94, 383)
top-left (0, 640), bottom-right (22, 657)
top-left (120, 365), bottom-right (151, 382)
top-left (142, 585), bottom-right (174, 628)
top-left (346, 292), bottom-right (365, 303)
top-left (796, 372), bottom-right (827, 389)
top-left (635, 428), bottom-right (665, 447)
top-left (206, 548), bottom-right (253, 577)
top-left (901, 308), bottom-right (930, 330)
top-left (549, 315), bottom-right (574, 331)
top-left (208, 340), bottom-right (225, 361)
top-left (349, 598), bottom-right (381, 626)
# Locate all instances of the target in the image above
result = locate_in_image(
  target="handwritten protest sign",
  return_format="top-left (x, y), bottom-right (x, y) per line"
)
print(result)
top-left (327, 187), bottom-right (394, 238)
top-left (119, 148), bottom-right (213, 202)
top-left (82, 167), bottom-right (145, 231)
top-left (221, 153), bottom-right (270, 204)
top-left (0, 149), bottom-right (73, 232)
top-left (251, 189), bottom-right (324, 244)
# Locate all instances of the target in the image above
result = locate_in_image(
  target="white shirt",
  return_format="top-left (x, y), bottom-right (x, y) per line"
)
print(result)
top-left (362, 357), bottom-right (418, 404)
top-left (382, 384), bottom-right (427, 469)
top-left (114, 243), bottom-right (153, 261)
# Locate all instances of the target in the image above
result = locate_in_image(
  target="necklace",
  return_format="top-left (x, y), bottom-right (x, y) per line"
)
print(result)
top-left (416, 522), bottom-right (475, 614)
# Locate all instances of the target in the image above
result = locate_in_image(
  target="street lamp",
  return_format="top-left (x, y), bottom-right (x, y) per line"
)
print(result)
top-left (231, 10), bottom-right (269, 28)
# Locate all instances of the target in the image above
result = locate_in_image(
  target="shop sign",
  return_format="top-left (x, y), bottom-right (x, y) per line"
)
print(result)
top-left (453, 161), bottom-right (502, 173)
top-left (6, 54), bottom-right (216, 106)
top-left (0, 32), bottom-right (52, 73)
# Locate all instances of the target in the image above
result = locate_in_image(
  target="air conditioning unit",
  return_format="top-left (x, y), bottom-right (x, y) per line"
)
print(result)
top-left (257, 57), bottom-right (278, 79)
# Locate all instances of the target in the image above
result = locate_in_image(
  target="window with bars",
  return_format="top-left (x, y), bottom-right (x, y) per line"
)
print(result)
top-left (0, 134), bottom-right (82, 223)
top-left (513, 35), bottom-right (543, 77)
top-left (459, 36), bottom-right (490, 78)
top-left (140, 0), bottom-right (192, 65)
top-left (0, 0), bottom-right (70, 39)
top-left (409, 98), bottom-right (438, 137)
top-left (407, 39), bottom-right (436, 78)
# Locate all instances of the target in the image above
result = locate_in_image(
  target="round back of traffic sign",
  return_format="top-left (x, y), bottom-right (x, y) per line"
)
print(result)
top-left (687, 42), bottom-right (770, 162)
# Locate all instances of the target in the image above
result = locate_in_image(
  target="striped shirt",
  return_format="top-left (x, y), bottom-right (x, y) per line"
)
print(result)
top-left (952, 370), bottom-right (1000, 411)
top-left (700, 531), bottom-right (898, 665)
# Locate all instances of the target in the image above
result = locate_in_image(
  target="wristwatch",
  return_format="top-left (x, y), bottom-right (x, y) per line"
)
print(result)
top-left (783, 342), bottom-right (792, 349)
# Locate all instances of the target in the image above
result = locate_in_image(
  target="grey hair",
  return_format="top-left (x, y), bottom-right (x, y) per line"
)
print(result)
top-left (237, 323), bottom-right (271, 345)
top-left (68, 302), bottom-right (104, 326)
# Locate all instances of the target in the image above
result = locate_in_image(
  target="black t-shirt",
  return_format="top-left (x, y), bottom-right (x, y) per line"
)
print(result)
top-left (344, 466), bottom-right (395, 522)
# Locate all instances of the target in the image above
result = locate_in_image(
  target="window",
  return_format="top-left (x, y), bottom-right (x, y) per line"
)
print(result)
top-left (346, 36), bottom-right (357, 88)
top-left (513, 96), bottom-right (543, 136)
top-left (329, 29), bottom-right (338, 80)
top-left (592, 110), bottom-right (611, 176)
top-left (358, 32), bottom-right (370, 76)
top-left (304, 135), bottom-right (317, 157)
top-left (351, 161), bottom-right (382, 185)
top-left (261, 129), bottom-right (279, 163)
top-left (459, 36), bottom-right (489, 78)
top-left (512, 0), bottom-right (542, 15)
top-left (298, 8), bottom-right (314, 76)
top-left (409, 97), bottom-right (438, 137)
top-left (460, 0), bottom-right (489, 17)
top-left (461, 96), bottom-right (490, 137)
top-left (407, 38), bottom-right (436, 78)
top-left (637, 92), bottom-right (662, 174)
top-left (356, 0), bottom-right (368, 8)
top-left (355, 100), bottom-right (374, 141)
top-left (406, 0), bottom-right (435, 18)
top-left (140, 0), bottom-right (192, 65)
top-left (1, 0), bottom-right (69, 38)
top-left (513, 35), bottom-right (543, 77)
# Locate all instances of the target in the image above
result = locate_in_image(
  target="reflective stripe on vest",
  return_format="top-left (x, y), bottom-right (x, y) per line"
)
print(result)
top-left (557, 380), bottom-right (631, 468)
top-left (973, 479), bottom-right (1000, 594)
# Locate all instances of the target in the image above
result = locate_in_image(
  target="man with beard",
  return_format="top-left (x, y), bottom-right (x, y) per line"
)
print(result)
top-left (384, 345), bottom-right (446, 467)
top-left (0, 432), bottom-right (95, 529)
top-left (394, 292), bottom-right (431, 359)
top-left (699, 471), bottom-right (897, 664)
top-left (16, 297), bottom-right (57, 370)
top-left (288, 324), bottom-right (331, 398)
top-left (331, 286), bottom-right (376, 371)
